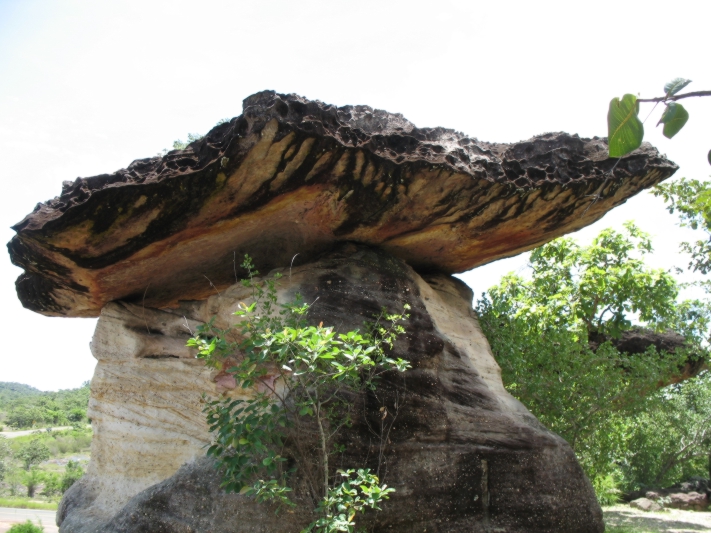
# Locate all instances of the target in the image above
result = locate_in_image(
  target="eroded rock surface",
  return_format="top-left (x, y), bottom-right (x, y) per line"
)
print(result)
top-left (59, 246), bottom-right (603, 532)
top-left (10, 91), bottom-right (677, 317)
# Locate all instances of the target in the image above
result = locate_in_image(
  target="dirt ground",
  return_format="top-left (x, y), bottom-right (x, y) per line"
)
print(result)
top-left (604, 504), bottom-right (711, 532)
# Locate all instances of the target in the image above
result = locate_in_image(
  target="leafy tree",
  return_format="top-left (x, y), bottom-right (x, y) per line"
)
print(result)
top-left (189, 255), bottom-right (409, 532)
top-left (477, 223), bottom-right (709, 495)
top-left (16, 439), bottom-right (50, 471)
top-left (624, 372), bottom-right (711, 488)
top-left (67, 408), bottom-right (86, 423)
top-left (20, 468), bottom-right (44, 497)
top-left (655, 178), bottom-right (711, 275)
top-left (6, 406), bottom-right (47, 429)
top-left (607, 78), bottom-right (710, 162)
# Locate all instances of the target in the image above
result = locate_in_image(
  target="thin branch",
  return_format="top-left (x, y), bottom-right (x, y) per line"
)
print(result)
top-left (203, 275), bottom-right (222, 298)
top-left (637, 90), bottom-right (711, 103)
top-left (142, 283), bottom-right (152, 335)
top-left (289, 253), bottom-right (300, 283)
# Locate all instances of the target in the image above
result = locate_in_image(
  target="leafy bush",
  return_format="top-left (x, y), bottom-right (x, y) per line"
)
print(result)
top-left (61, 460), bottom-right (84, 493)
top-left (592, 473), bottom-right (622, 506)
top-left (7, 520), bottom-right (44, 533)
top-left (41, 471), bottom-right (61, 497)
top-left (190, 255), bottom-right (410, 531)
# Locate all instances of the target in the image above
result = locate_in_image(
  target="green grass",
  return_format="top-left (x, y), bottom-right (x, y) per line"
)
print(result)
top-left (8, 428), bottom-right (92, 454)
top-left (606, 527), bottom-right (651, 533)
top-left (0, 497), bottom-right (58, 510)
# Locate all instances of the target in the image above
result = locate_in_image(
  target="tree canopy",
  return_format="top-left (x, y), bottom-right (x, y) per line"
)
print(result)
top-left (477, 222), bottom-right (711, 500)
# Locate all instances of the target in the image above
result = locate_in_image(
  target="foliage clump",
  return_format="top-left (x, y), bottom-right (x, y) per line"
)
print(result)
top-left (189, 256), bottom-right (410, 532)
top-left (477, 222), bottom-right (711, 500)
top-left (7, 521), bottom-right (44, 533)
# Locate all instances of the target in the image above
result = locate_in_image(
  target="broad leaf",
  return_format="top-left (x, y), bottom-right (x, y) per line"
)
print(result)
top-left (658, 102), bottom-right (689, 139)
top-left (607, 94), bottom-right (644, 158)
top-left (664, 78), bottom-right (692, 97)
top-left (708, 149), bottom-right (711, 166)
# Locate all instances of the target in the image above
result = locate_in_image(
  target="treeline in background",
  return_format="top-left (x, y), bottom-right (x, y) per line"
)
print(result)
top-left (0, 381), bottom-right (90, 430)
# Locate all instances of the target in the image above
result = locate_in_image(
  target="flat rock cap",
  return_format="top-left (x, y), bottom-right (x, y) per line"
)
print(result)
top-left (9, 90), bottom-right (677, 317)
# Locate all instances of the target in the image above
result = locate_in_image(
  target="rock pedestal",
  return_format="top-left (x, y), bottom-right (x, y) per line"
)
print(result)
top-left (9, 91), bottom-right (678, 532)
top-left (59, 246), bottom-right (602, 532)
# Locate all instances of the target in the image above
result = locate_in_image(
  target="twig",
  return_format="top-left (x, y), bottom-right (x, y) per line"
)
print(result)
top-left (203, 275), bottom-right (222, 298)
top-left (289, 253), bottom-right (300, 282)
top-left (637, 90), bottom-right (711, 103)
top-left (641, 101), bottom-right (660, 124)
top-left (142, 283), bottom-right (152, 335)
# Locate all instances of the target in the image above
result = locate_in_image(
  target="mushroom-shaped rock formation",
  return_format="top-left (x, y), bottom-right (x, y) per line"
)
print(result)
top-left (10, 90), bottom-right (676, 317)
top-left (60, 246), bottom-right (604, 533)
top-left (9, 92), bottom-right (678, 533)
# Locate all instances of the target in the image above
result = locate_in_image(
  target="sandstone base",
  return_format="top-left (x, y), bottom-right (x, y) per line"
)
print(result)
top-left (59, 245), bottom-right (603, 532)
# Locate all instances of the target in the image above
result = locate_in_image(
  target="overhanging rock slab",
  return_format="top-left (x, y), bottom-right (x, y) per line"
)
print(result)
top-left (9, 90), bottom-right (677, 317)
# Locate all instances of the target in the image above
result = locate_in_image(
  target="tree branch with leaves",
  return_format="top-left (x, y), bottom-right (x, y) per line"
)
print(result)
top-left (188, 255), bottom-right (411, 533)
top-left (608, 78), bottom-right (710, 165)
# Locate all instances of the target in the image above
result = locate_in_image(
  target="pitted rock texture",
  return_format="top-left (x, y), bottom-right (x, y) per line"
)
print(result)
top-left (59, 246), bottom-right (603, 533)
top-left (10, 91), bottom-right (677, 317)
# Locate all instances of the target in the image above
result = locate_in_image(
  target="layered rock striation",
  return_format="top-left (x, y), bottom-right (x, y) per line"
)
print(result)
top-left (8, 91), bottom-right (680, 532)
top-left (10, 91), bottom-right (676, 317)
top-left (60, 246), bottom-right (603, 532)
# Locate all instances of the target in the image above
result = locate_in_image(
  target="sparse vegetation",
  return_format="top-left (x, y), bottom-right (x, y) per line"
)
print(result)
top-left (190, 255), bottom-right (410, 532)
top-left (0, 427), bottom-right (90, 507)
top-left (7, 521), bottom-right (44, 533)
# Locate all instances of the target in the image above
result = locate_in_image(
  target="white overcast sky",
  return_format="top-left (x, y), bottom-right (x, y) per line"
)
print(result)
top-left (0, 0), bottom-right (709, 390)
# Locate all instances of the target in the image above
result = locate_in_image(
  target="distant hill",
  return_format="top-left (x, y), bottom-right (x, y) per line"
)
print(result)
top-left (0, 382), bottom-right (42, 406)
top-left (0, 381), bottom-right (90, 429)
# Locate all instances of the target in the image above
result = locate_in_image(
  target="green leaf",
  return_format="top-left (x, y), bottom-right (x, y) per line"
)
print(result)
top-left (664, 77), bottom-right (691, 97)
top-left (707, 149), bottom-right (710, 166)
top-left (607, 94), bottom-right (644, 158)
top-left (658, 102), bottom-right (689, 139)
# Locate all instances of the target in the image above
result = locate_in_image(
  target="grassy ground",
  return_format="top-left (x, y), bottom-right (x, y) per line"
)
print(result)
top-left (1, 428), bottom-right (91, 508)
top-left (0, 498), bottom-right (57, 510)
top-left (604, 504), bottom-right (711, 533)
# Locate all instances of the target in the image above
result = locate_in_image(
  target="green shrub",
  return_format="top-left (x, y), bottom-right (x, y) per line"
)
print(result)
top-left (41, 471), bottom-right (62, 497)
top-left (61, 460), bottom-right (84, 492)
top-left (592, 473), bottom-right (622, 507)
top-left (190, 255), bottom-right (410, 532)
top-left (7, 520), bottom-right (44, 533)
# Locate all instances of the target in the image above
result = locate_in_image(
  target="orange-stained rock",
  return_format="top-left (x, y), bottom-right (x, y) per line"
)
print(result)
top-left (8, 91), bottom-right (677, 317)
